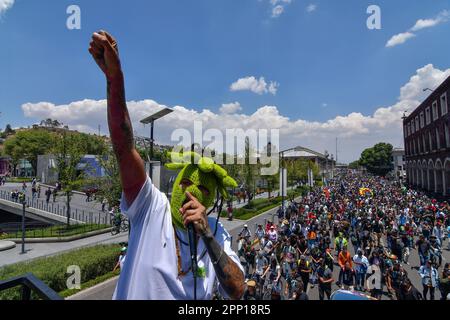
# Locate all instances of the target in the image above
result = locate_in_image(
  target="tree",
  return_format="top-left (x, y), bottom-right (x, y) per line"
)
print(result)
top-left (3, 129), bottom-right (54, 175)
top-left (243, 137), bottom-right (257, 199)
top-left (348, 160), bottom-right (360, 169)
top-left (93, 148), bottom-right (122, 210)
top-left (359, 143), bottom-right (393, 176)
top-left (53, 131), bottom-right (86, 226)
top-left (3, 124), bottom-right (15, 137)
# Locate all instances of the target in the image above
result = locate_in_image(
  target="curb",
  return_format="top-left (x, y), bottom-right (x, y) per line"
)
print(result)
top-left (65, 276), bottom-right (119, 300)
top-left (6, 228), bottom-right (113, 244)
top-left (0, 240), bottom-right (16, 252)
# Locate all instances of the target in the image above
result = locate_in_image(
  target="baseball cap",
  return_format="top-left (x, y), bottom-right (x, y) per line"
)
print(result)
top-left (247, 280), bottom-right (256, 288)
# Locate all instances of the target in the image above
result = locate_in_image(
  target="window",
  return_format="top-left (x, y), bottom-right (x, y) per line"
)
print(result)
top-left (436, 128), bottom-right (441, 149)
top-left (420, 112), bottom-right (424, 128)
top-left (415, 116), bottom-right (419, 132)
top-left (432, 101), bottom-right (438, 121)
top-left (425, 107), bottom-right (431, 125)
top-left (446, 122), bottom-right (450, 148)
top-left (423, 135), bottom-right (427, 153)
top-left (441, 93), bottom-right (448, 116)
top-left (429, 132), bottom-right (433, 151)
top-left (408, 122), bottom-right (411, 135)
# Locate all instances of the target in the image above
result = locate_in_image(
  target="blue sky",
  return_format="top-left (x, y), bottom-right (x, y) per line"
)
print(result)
top-left (1, 0), bottom-right (450, 162)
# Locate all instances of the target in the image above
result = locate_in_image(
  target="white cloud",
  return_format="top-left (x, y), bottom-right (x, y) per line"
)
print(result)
top-left (230, 76), bottom-right (279, 95)
top-left (268, 0), bottom-right (292, 18)
top-left (386, 10), bottom-right (450, 48)
top-left (306, 4), bottom-right (317, 13)
top-left (411, 10), bottom-right (449, 31)
top-left (272, 5), bottom-right (284, 18)
top-left (220, 102), bottom-right (242, 114)
top-left (0, 0), bottom-right (14, 15)
top-left (21, 65), bottom-right (450, 163)
top-left (386, 32), bottom-right (416, 48)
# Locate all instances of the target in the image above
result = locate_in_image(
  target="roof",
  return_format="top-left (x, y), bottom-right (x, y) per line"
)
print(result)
top-left (282, 146), bottom-right (328, 159)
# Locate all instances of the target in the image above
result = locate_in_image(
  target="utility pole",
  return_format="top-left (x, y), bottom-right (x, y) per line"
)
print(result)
top-left (336, 138), bottom-right (338, 164)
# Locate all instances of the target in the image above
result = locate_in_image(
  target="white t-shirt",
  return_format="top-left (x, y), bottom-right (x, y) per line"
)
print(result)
top-left (112, 176), bottom-right (243, 300)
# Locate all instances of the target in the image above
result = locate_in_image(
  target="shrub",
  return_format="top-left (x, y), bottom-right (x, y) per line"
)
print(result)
top-left (0, 244), bottom-right (121, 300)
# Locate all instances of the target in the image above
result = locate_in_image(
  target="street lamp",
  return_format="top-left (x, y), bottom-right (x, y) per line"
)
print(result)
top-left (140, 107), bottom-right (174, 180)
top-left (279, 147), bottom-right (302, 214)
top-left (20, 193), bottom-right (26, 254)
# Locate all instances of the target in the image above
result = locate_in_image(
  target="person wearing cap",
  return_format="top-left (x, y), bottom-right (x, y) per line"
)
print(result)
top-left (415, 234), bottom-right (431, 267)
top-left (243, 280), bottom-right (260, 300)
top-left (255, 224), bottom-right (265, 241)
top-left (238, 224), bottom-right (252, 240)
top-left (337, 246), bottom-right (352, 288)
top-left (268, 225), bottom-right (278, 243)
top-left (297, 255), bottom-right (311, 293)
top-left (353, 248), bottom-right (369, 292)
top-left (317, 259), bottom-right (333, 300)
top-left (419, 260), bottom-right (439, 300)
top-left (113, 246), bottom-right (128, 273)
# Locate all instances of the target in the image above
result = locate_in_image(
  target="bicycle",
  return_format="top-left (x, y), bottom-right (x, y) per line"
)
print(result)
top-left (111, 216), bottom-right (129, 235)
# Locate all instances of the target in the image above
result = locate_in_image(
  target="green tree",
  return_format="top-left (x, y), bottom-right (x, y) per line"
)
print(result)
top-left (3, 129), bottom-right (54, 175)
top-left (53, 131), bottom-right (86, 226)
top-left (348, 160), bottom-right (360, 169)
top-left (94, 148), bottom-right (122, 209)
top-left (243, 137), bottom-right (257, 198)
top-left (359, 143), bottom-right (393, 176)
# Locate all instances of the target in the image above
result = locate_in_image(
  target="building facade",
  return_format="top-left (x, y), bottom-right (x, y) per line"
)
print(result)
top-left (391, 148), bottom-right (406, 180)
top-left (403, 76), bottom-right (450, 196)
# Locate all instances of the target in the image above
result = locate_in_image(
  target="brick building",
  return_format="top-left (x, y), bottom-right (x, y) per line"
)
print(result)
top-left (403, 76), bottom-right (450, 196)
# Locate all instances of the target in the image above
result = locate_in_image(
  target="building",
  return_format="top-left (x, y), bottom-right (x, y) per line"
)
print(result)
top-left (391, 148), bottom-right (406, 180)
top-left (403, 75), bottom-right (450, 196)
top-left (37, 155), bottom-right (106, 184)
top-left (0, 156), bottom-right (11, 177)
top-left (282, 146), bottom-right (337, 181)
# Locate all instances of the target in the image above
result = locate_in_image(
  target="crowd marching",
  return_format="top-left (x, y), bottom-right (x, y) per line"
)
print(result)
top-left (237, 171), bottom-right (450, 300)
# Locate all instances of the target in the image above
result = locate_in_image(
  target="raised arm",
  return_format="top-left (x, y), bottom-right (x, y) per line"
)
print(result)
top-left (89, 31), bottom-right (146, 205)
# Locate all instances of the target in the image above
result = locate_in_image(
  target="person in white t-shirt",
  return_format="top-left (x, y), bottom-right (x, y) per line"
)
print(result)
top-left (89, 31), bottom-right (245, 300)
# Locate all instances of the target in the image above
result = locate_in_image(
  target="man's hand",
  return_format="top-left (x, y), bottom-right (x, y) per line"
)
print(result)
top-left (89, 30), bottom-right (122, 80)
top-left (180, 191), bottom-right (211, 236)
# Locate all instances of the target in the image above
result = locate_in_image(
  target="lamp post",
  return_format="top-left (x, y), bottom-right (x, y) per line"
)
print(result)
top-left (140, 107), bottom-right (174, 180)
top-left (20, 194), bottom-right (26, 254)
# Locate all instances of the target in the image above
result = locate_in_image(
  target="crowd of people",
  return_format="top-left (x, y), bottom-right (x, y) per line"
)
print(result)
top-left (237, 171), bottom-right (450, 300)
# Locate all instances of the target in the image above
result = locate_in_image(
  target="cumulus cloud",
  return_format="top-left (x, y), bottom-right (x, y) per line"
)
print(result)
top-left (230, 76), bottom-right (279, 95)
top-left (386, 10), bottom-right (449, 48)
top-left (21, 64), bottom-right (450, 163)
top-left (0, 0), bottom-right (14, 15)
top-left (410, 10), bottom-right (449, 31)
top-left (268, 0), bottom-right (292, 18)
top-left (306, 4), bottom-right (317, 13)
top-left (386, 32), bottom-right (416, 48)
top-left (219, 102), bottom-right (243, 114)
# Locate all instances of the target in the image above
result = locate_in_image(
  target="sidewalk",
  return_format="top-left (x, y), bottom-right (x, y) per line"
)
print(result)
top-left (0, 231), bottom-right (128, 268)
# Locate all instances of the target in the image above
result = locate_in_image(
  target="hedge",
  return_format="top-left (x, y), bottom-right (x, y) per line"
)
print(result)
top-left (221, 188), bottom-right (307, 221)
top-left (0, 224), bottom-right (110, 240)
top-left (0, 244), bottom-right (121, 300)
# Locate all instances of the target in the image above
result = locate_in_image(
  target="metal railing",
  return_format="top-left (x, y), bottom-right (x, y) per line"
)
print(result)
top-left (0, 273), bottom-right (63, 300)
top-left (0, 190), bottom-right (113, 226)
top-left (0, 221), bottom-right (110, 239)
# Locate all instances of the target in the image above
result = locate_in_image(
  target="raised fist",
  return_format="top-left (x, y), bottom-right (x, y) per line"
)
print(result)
top-left (89, 30), bottom-right (122, 80)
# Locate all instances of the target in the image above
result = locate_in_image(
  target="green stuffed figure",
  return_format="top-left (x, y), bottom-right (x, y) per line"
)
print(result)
top-left (165, 152), bottom-right (238, 231)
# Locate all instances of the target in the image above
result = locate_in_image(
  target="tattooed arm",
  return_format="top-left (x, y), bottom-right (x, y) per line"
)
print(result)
top-left (181, 192), bottom-right (245, 300)
top-left (89, 31), bottom-right (146, 205)
top-left (202, 231), bottom-right (245, 300)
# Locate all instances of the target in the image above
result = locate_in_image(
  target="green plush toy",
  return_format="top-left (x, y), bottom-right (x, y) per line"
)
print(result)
top-left (165, 152), bottom-right (238, 231)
